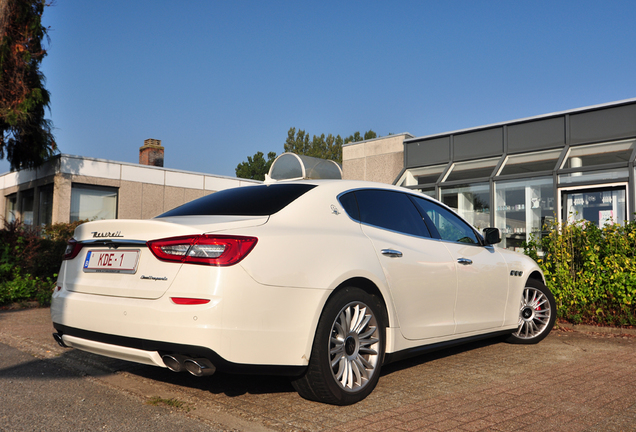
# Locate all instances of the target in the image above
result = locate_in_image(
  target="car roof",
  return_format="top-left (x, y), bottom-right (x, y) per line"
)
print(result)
top-left (267, 178), bottom-right (427, 195)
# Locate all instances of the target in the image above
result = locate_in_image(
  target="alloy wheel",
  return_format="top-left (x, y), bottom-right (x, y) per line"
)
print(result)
top-left (514, 286), bottom-right (552, 339)
top-left (329, 302), bottom-right (380, 392)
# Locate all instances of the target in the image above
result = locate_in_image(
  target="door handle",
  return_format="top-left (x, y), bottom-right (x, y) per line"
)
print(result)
top-left (381, 249), bottom-right (403, 258)
top-left (457, 258), bottom-right (473, 265)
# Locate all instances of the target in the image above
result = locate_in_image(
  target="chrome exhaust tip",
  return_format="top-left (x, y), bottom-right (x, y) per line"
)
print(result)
top-left (52, 333), bottom-right (67, 348)
top-left (184, 358), bottom-right (216, 377)
top-left (162, 354), bottom-right (188, 372)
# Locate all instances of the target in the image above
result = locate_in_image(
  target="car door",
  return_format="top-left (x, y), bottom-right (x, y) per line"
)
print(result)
top-left (343, 189), bottom-right (458, 340)
top-left (410, 196), bottom-right (510, 334)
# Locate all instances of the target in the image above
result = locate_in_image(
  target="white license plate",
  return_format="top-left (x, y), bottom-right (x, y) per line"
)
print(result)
top-left (83, 250), bottom-right (140, 273)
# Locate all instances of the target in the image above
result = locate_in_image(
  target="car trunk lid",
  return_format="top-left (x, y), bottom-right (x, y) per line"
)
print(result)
top-left (62, 216), bottom-right (267, 299)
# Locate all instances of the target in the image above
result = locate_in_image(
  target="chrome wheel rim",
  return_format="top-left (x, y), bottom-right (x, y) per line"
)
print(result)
top-left (329, 301), bottom-right (380, 393)
top-left (514, 286), bottom-right (552, 339)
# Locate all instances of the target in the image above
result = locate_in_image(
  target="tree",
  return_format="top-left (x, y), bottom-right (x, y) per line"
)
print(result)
top-left (363, 130), bottom-right (377, 141)
top-left (0, 0), bottom-right (56, 171)
top-left (284, 127), bottom-right (377, 164)
top-left (235, 151), bottom-right (276, 180)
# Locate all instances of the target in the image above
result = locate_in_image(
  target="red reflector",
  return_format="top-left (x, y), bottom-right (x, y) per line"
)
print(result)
top-left (171, 297), bottom-right (210, 305)
top-left (147, 235), bottom-right (257, 266)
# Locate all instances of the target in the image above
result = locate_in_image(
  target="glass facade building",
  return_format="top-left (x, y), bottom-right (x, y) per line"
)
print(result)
top-left (396, 100), bottom-right (636, 251)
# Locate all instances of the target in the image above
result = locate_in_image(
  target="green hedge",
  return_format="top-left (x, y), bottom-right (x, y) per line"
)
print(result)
top-left (0, 220), bottom-right (84, 306)
top-left (524, 220), bottom-right (636, 326)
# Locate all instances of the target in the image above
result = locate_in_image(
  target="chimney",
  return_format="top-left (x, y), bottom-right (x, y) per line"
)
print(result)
top-left (139, 139), bottom-right (164, 167)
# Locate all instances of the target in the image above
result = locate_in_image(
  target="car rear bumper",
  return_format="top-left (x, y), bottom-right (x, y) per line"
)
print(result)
top-left (51, 265), bottom-right (331, 368)
top-left (52, 324), bottom-right (306, 376)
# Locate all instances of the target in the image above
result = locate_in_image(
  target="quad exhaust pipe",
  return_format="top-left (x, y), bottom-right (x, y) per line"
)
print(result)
top-left (161, 354), bottom-right (188, 372)
top-left (161, 354), bottom-right (215, 377)
top-left (52, 333), bottom-right (68, 348)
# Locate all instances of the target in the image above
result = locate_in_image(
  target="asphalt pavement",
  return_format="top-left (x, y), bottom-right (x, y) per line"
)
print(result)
top-left (0, 341), bottom-right (224, 432)
top-left (1, 306), bottom-right (635, 432)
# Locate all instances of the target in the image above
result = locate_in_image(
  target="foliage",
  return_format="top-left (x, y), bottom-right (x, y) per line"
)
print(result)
top-left (0, 219), bottom-right (83, 306)
top-left (235, 151), bottom-right (276, 180)
top-left (0, 267), bottom-right (54, 306)
top-left (524, 219), bottom-right (636, 326)
top-left (34, 220), bottom-right (85, 278)
top-left (0, 0), bottom-right (56, 170)
top-left (284, 127), bottom-right (377, 165)
top-left (0, 219), bottom-right (40, 277)
top-left (41, 220), bottom-right (84, 242)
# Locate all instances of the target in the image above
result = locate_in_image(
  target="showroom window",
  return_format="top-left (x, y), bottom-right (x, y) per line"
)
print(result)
top-left (443, 158), bottom-right (499, 183)
top-left (70, 184), bottom-right (118, 222)
top-left (498, 149), bottom-right (562, 176)
top-left (410, 188), bottom-right (435, 198)
top-left (398, 164), bottom-right (447, 188)
top-left (440, 183), bottom-right (490, 231)
top-left (494, 177), bottom-right (554, 251)
top-left (558, 139), bottom-right (634, 185)
top-left (562, 139), bottom-right (634, 169)
top-left (558, 168), bottom-right (629, 185)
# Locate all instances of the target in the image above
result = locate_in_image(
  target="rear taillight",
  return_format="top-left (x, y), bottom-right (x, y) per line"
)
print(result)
top-left (147, 235), bottom-right (257, 266)
top-left (63, 238), bottom-right (83, 260)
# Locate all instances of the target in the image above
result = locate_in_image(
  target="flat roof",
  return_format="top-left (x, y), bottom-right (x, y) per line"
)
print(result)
top-left (405, 97), bottom-right (636, 143)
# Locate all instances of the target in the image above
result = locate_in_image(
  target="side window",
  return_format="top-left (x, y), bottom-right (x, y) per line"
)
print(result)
top-left (411, 196), bottom-right (479, 244)
top-left (353, 189), bottom-right (430, 238)
top-left (338, 191), bottom-right (360, 221)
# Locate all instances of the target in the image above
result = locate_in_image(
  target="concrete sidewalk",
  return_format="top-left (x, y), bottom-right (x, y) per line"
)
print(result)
top-left (1, 306), bottom-right (636, 431)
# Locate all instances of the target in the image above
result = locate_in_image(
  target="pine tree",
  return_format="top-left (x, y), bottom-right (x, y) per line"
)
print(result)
top-left (0, 0), bottom-right (56, 170)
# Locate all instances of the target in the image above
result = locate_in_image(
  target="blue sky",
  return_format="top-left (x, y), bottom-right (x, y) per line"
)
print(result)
top-left (2, 0), bottom-right (635, 177)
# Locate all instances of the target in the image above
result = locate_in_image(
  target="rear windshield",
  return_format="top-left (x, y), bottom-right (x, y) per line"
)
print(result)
top-left (156, 184), bottom-right (317, 217)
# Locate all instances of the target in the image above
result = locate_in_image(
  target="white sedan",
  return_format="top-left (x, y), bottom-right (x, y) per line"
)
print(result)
top-left (51, 180), bottom-right (555, 405)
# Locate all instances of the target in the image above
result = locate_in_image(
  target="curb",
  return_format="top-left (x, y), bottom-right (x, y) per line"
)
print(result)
top-left (557, 321), bottom-right (636, 336)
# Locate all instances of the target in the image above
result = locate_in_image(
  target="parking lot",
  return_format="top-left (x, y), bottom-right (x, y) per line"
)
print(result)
top-left (1, 307), bottom-right (635, 431)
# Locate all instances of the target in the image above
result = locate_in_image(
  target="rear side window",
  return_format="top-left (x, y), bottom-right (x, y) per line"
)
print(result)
top-left (349, 189), bottom-right (430, 238)
top-left (338, 192), bottom-right (359, 221)
top-left (157, 184), bottom-right (317, 217)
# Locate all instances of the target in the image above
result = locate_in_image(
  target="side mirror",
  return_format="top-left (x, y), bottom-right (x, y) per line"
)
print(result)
top-left (483, 228), bottom-right (502, 245)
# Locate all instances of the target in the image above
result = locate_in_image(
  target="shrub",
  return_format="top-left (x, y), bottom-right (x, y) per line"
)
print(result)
top-left (524, 219), bottom-right (636, 326)
top-left (0, 269), bottom-right (55, 306)
top-left (0, 219), bottom-right (85, 306)
top-left (34, 220), bottom-right (86, 279)
top-left (0, 220), bottom-right (41, 278)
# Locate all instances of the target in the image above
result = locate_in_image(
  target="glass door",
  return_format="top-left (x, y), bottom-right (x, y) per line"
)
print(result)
top-left (561, 185), bottom-right (627, 227)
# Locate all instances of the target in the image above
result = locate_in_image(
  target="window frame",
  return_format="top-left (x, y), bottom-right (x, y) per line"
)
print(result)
top-left (70, 183), bottom-right (119, 222)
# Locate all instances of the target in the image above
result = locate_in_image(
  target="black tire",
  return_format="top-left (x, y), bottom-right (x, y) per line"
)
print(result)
top-left (506, 278), bottom-right (556, 344)
top-left (292, 287), bottom-right (386, 405)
